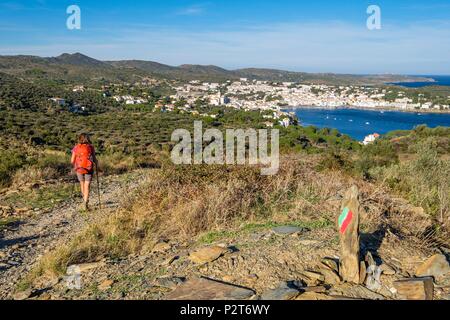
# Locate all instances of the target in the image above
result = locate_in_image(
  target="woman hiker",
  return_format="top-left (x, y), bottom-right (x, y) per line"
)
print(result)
top-left (71, 133), bottom-right (99, 211)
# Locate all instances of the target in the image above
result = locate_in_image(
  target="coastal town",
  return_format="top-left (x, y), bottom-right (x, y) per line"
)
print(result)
top-left (47, 77), bottom-right (450, 144)
top-left (87, 78), bottom-right (450, 118)
top-left (172, 79), bottom-right (450, 112)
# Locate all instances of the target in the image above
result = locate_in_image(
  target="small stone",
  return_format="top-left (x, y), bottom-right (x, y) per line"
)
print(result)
top-left (319, 267), bottom-right (342, 285)
top-left (68, 261), bottom-right (105, 273)
top-left (365, 252), bottom-right (376, 268)
top-left (34, 274), bottom-right (60, 290)
top-left (380, 263), bottom-right (396, 275)
top-left (155, 277), bottom-right (186, 289)
top-left (163, 255), bottom-right (179, 266)
top-left (246, 274), bottom-right (259, 282)
top-left (260, 283), bottom-right (300, 300)
top-left (321, 258), bottom-right (339, 273)
top-left (394, 277), bottom-right (434, 300)
top-left (152, 242), bottom-right (172, 253)
top-left (13, 289), bottom-right (32, 300)
top-left (38, 293), bottom-right (52, 300)
top-left (302, 271), bottom-right (325, 282)
top-left (272, 226), bottom-right (304, 236)
top-left (299, 286), bottom-right (327, 293)
top-left (359, 261), bottom-right (367, 284)
top-left (189, 246), bottom-right (229, 264)
top-left (98, 279), bottom-right (115, 291)
top-left (415, 254), bottom-right (450, 279)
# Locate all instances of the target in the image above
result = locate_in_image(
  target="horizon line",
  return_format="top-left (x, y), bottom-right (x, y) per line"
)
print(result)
top-left (1, 52), bottom-right (450, 77)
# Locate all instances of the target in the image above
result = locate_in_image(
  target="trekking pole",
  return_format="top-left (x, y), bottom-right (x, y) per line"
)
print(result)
top-left (95, 163), bottom-right (102, 210)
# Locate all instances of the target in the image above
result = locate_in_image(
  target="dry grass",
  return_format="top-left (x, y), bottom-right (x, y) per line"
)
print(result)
top-left (23, 153), bottom-right (441, 288)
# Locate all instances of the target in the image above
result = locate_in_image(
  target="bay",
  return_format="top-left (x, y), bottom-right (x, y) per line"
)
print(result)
top-left (288, 107), bottom-right (450, 141)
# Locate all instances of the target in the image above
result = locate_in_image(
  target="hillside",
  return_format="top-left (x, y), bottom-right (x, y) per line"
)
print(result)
top-left (0, 53), bottom-right (432, 84)
top-left (1, 147), bottom-right (449, 300)
top-left (0, 52), bottom-right (449, 301)
top-left (0, 111), bottom-right (449, 300)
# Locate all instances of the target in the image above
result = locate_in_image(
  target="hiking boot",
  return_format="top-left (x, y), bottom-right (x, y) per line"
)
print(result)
top-left (84, 201), bottom-right (90, 211)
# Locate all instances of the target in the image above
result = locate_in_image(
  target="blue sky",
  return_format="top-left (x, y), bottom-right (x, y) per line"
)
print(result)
top-left (0, 0), bottom-right (450, 74)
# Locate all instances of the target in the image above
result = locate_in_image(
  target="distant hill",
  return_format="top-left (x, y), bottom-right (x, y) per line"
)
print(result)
top-left (48, 53), bottom-right (109, 68)
top-left (0, 53), bottom-right (432, 85)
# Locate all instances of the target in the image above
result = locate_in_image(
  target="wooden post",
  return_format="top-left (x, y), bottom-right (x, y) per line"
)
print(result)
top-left (338, 185), bottom-right (361, 284)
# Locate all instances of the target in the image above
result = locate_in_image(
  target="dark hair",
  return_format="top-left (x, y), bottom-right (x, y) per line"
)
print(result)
top-left (78, 133), bottom-right (91, 145)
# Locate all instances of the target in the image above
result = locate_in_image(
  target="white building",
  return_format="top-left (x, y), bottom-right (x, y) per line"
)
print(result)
top-left (49, 98), bottom-right (66, 106)
top-left (279, 118), bottom-right (291, 128)
top-left (363, 133), bottom-right (381, 145)
top-left (73, 85), bottom-right (86, 93)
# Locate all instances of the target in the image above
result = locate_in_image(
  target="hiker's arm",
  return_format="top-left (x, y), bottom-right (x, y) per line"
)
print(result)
top-left (70, 152), bottom-right (76, 174)
top-left (71, 152), bottom-right (76, 167)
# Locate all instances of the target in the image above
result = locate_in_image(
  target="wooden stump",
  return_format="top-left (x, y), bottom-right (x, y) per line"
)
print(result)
top-left (338, 185), bottom-right (361, 284)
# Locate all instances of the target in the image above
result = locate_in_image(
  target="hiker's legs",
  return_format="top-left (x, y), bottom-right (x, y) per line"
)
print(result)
top-left (77, 173), bottom-right (92, 208)
top-left (83, 181), bottom-right (91, 203)
top-left (79, 181), bottom-right (86, 199)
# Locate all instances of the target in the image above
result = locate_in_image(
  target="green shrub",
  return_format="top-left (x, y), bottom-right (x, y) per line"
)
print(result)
top-left (0, 150), bottom-right (27, 187)
top-left (371, 139), bottom-right (449, 220)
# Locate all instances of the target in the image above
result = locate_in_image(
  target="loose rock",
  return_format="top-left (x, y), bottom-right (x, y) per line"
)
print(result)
top-left (394, 277), bottom-right (434, 300)
top-left (155, 277), bottom-right (186, 289)
top-left (98, 279), bottom-right (115, 291)
top-left (319, 266), bottom-right (342, 285)
top-left (260, 282), bottom-right (300, 300)
top-left (165, 277), bottom-right (255, 300)
top-left (152, 242), bottom-right (172, 253)
top-left (380, 263), bottom-right (396, 276)
top-left (296, 292), bottom-right (334, 300)
top-left (321, 257), bottom-right (339, 273)
top-left (415, 254), bottom-right (450, 279)
top-left (189, 246), bottom-right (230, 264)
top-left (68, 261), bottom-right (105, 273)
top-left (272, 226), bottom-right (304, 236)
top-left (13, 289), bottom-right (32, 300)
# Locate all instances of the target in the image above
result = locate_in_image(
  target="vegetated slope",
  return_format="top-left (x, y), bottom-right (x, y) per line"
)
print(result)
top-left (0, 53), bottom-right (431, 84)
top-left (1, 115), bottom-right (448, 299)
top-left (14, 151), bottom-right (449, 300)
top-left (0, 72), bottom-right (57, 111)
top-left (0, 53), bottom-right (147, 83)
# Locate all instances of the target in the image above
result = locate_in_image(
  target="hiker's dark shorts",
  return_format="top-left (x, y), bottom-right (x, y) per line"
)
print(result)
top-left (77, 173), bottom-right (93, 183)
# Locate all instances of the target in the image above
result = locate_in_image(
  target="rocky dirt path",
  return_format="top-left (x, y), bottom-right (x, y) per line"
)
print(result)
top-left (39, 222), bottom-right (450, 301)
top-left (0, 171), bottom-right (147, 299)
top-left (1, 171), bottom-right (449, 301)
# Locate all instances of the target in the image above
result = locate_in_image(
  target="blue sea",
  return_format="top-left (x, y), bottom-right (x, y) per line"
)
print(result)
top-left (289, 107), bottom-right (450, 141)
top-left (390, 75), bottom-right (450, 88)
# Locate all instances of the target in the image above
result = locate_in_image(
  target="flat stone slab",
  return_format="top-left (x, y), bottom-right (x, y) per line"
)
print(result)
top-left (165, 277), bottom-right (255, 300)
top-left (394, 277), bottom-right (434, 300)
top-left (296, 292), bottom-right (336, 300)
top-left (260, 283), bottom-right (300, 300)
top-left (188, 246), bottom-right (229, 264)
top-left (272, 226), bottom-right (304, 235)
top-left (329, 283), bottom-right (386, 300)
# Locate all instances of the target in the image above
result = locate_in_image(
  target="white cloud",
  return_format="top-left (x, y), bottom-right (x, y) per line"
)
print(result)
top-left (1, 20), bottom-right (450, 74)
top-left (175, 4), bottom-right (206, 16)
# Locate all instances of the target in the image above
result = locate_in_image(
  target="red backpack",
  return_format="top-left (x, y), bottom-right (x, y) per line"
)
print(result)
top-left (74, 144), bottom-right (94, 174)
